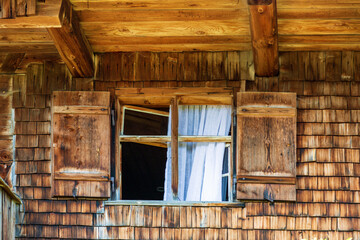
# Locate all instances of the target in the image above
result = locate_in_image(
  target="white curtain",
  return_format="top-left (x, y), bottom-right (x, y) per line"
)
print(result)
top-left (163, 105), bottom-right (231, 201)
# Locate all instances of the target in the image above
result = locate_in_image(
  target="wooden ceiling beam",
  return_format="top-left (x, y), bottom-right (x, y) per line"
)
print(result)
top-left (48, 0), bottom-right (94, 78)
top-left (248, 0), bottom-right (279, 77)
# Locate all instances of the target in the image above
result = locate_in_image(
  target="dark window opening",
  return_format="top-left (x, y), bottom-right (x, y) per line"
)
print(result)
top-left (121, 106), bottom-right (169, 200)
top-left (122, 142), bottom-right (167, 200)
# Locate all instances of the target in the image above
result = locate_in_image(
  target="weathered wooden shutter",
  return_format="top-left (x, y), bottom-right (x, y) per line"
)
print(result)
top-left (236, 92), bottom-right (296, 201)
top-left (52, 91), bottom-right (111, 198)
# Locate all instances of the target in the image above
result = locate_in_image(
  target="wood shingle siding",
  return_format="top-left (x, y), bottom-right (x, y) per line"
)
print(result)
top-left (6, 51), bottom-right (360, 239)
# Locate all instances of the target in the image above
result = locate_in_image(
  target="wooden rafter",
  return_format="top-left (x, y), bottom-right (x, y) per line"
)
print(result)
top-left (248, 0), bottom-right (279, 77)
top-left (47, 0), bottom-right (94, 78)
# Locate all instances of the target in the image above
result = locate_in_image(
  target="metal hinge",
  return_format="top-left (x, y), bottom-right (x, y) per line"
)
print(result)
top-left (110, 177), bottom-right (115, 192)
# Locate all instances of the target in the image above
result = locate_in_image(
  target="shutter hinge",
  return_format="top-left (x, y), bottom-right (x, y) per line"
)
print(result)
top-left (111, 109), bottom-right (115, 126)
top-left (264, 188), bottom-right (274, 204)
top-left (110, 177), bottom-right (115, 192)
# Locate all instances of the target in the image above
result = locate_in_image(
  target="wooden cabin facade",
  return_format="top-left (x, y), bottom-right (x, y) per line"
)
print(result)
top-left (1, 0), bottom-right (360, 239)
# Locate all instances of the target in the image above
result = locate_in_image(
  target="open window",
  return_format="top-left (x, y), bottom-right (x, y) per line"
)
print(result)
top-left (115, 88), bottom-right (234, 201)
top-left (50, 90), bottom-right (296, 202)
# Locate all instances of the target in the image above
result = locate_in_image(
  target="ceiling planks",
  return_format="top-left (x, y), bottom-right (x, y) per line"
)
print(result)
top-left (71, 0), bottom-right (251, 52)
top-left (76, 0), bottom-right (251, 52)
top-left (1, 0), bottom-right (360, 61)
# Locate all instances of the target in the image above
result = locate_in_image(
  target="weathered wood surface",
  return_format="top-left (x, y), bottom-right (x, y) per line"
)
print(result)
top-left (16, 0), bottom-right (36, 16)
top-left (0, 0), bottom-right (35, 18)
top-left (71, 0), bottom-right (360, 52)
top-left (237, 92), bottom-right (296, 201)
top-left (0, 0), bottom-right (15, 19)
top-left (119, 136), bottom-right (232, 143)
top-left (0, 180), bottom-right (19, 240)
top-left (171, 98), bottom-right (179, 200)
top-left (48, 0), bottom-right (94, 78)
top-left (0, 76), bottom-right (13, 164)
top-left (0, 0), bottom-right (61, 27)
top-left (52, 91), bottom-right (111, 198)
top-left (0, 53), bottom-right (25, 73)
top-left (248, 0), bottom-right (279, 77)
top-left (116, 87), bottom-right (234, 106)
top-left (4, 0), bottom-right (360, 53)
top-left (10, 52), bottom-right (360, 239)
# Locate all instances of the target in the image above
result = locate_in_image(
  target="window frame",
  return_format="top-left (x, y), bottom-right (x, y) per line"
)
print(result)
top-left (114, 88), bottom-right (235, 201)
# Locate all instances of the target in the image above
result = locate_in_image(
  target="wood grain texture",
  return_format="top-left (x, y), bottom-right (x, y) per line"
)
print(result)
top-left (248, 0), bottom-right (279, 77)
top-left (52, 91), bottom-right (111, 198)
top-left (0, 76), bottom-right (13, 164)
top-left (48, 0), bottom-right (94, 77)
top-left (171, 98), bottom-right (178, 200)
top-left (0, 0), bottom-right (61, 27)
top-left (16, 0), bottom-right (36, 16)
top-left (237, 92), bottom-right (296, 201)
top-left (72, 0), bottom-right (246, 10)
top-left (0, 53), bottom-right (25, 73)
top-left (0, 0), bottom-right (15, 19)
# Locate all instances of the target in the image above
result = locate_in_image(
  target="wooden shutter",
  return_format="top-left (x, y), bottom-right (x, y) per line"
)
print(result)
top-left (236, 92), bottom-right (296, 201)
top-left (52, 91), bottom-right (111, 198)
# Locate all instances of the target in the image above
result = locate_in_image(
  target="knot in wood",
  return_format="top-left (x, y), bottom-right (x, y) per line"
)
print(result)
top-left (265, 139), bottom-right (271, 147)
top-left (267, 39), bottom-right (274, 46)
top-left (257, 7), bottom-right (264, 14)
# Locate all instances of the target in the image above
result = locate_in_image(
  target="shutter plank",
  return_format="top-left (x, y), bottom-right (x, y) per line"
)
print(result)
top-left (52, 91), bottom-right (111, 198)
top-left (236, 92), bottom-right (296, 201)
top-left (237, 184), bottom-right (296, 201)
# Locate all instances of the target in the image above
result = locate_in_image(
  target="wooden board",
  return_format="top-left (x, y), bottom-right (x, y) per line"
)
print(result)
top-left (0, 76), bottom-right (13, 164)
top-left (48, 0), bottom-right (94, 78)
top-left (116, 87), bottom-right (233, 106)
top-left (248, 0), bottom-right (279, 76)
top-left (236, 92), bottom-right (296, 201)
top-left (52, 91), bottom-right (111, 198)
top-left (0, 0), bottom-right (61, 28)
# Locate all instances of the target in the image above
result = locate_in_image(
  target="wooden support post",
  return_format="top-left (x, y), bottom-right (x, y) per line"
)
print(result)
top-left (48, 0), bottom-right (94, 78)
top-left (248, 0), bottom-right (279, 77)
top-left (171, 97), bottom-right (179, 200)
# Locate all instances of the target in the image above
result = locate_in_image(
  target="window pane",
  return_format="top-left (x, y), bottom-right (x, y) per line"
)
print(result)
top-left (123, 107), bottom-right (169, 135)
top-left (167, 142), bottom-right (228, 201)
top-left (222, 176), bottom-right (229, 201)
top-left (178, 105), bottom-right (231, 136)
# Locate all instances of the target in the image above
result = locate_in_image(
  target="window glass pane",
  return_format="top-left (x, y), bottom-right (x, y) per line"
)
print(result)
top-left (178, 105), bottom-right (231, 136)
top-left (123, 107), bottom-right (169, 135)
top-left (222, 147), bottom-right (229, 174)
top-left (165, 142), bottom-right (229, 201)
top-left (222, 176), bottom-right (229, 201)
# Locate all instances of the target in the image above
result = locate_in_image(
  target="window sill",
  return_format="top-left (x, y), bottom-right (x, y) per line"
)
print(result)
top-left (105, 200), bottom-right (245, 208)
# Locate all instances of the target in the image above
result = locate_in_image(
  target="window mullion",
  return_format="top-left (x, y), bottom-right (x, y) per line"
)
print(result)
top-left (171, 97), bottom-right (179, 200)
